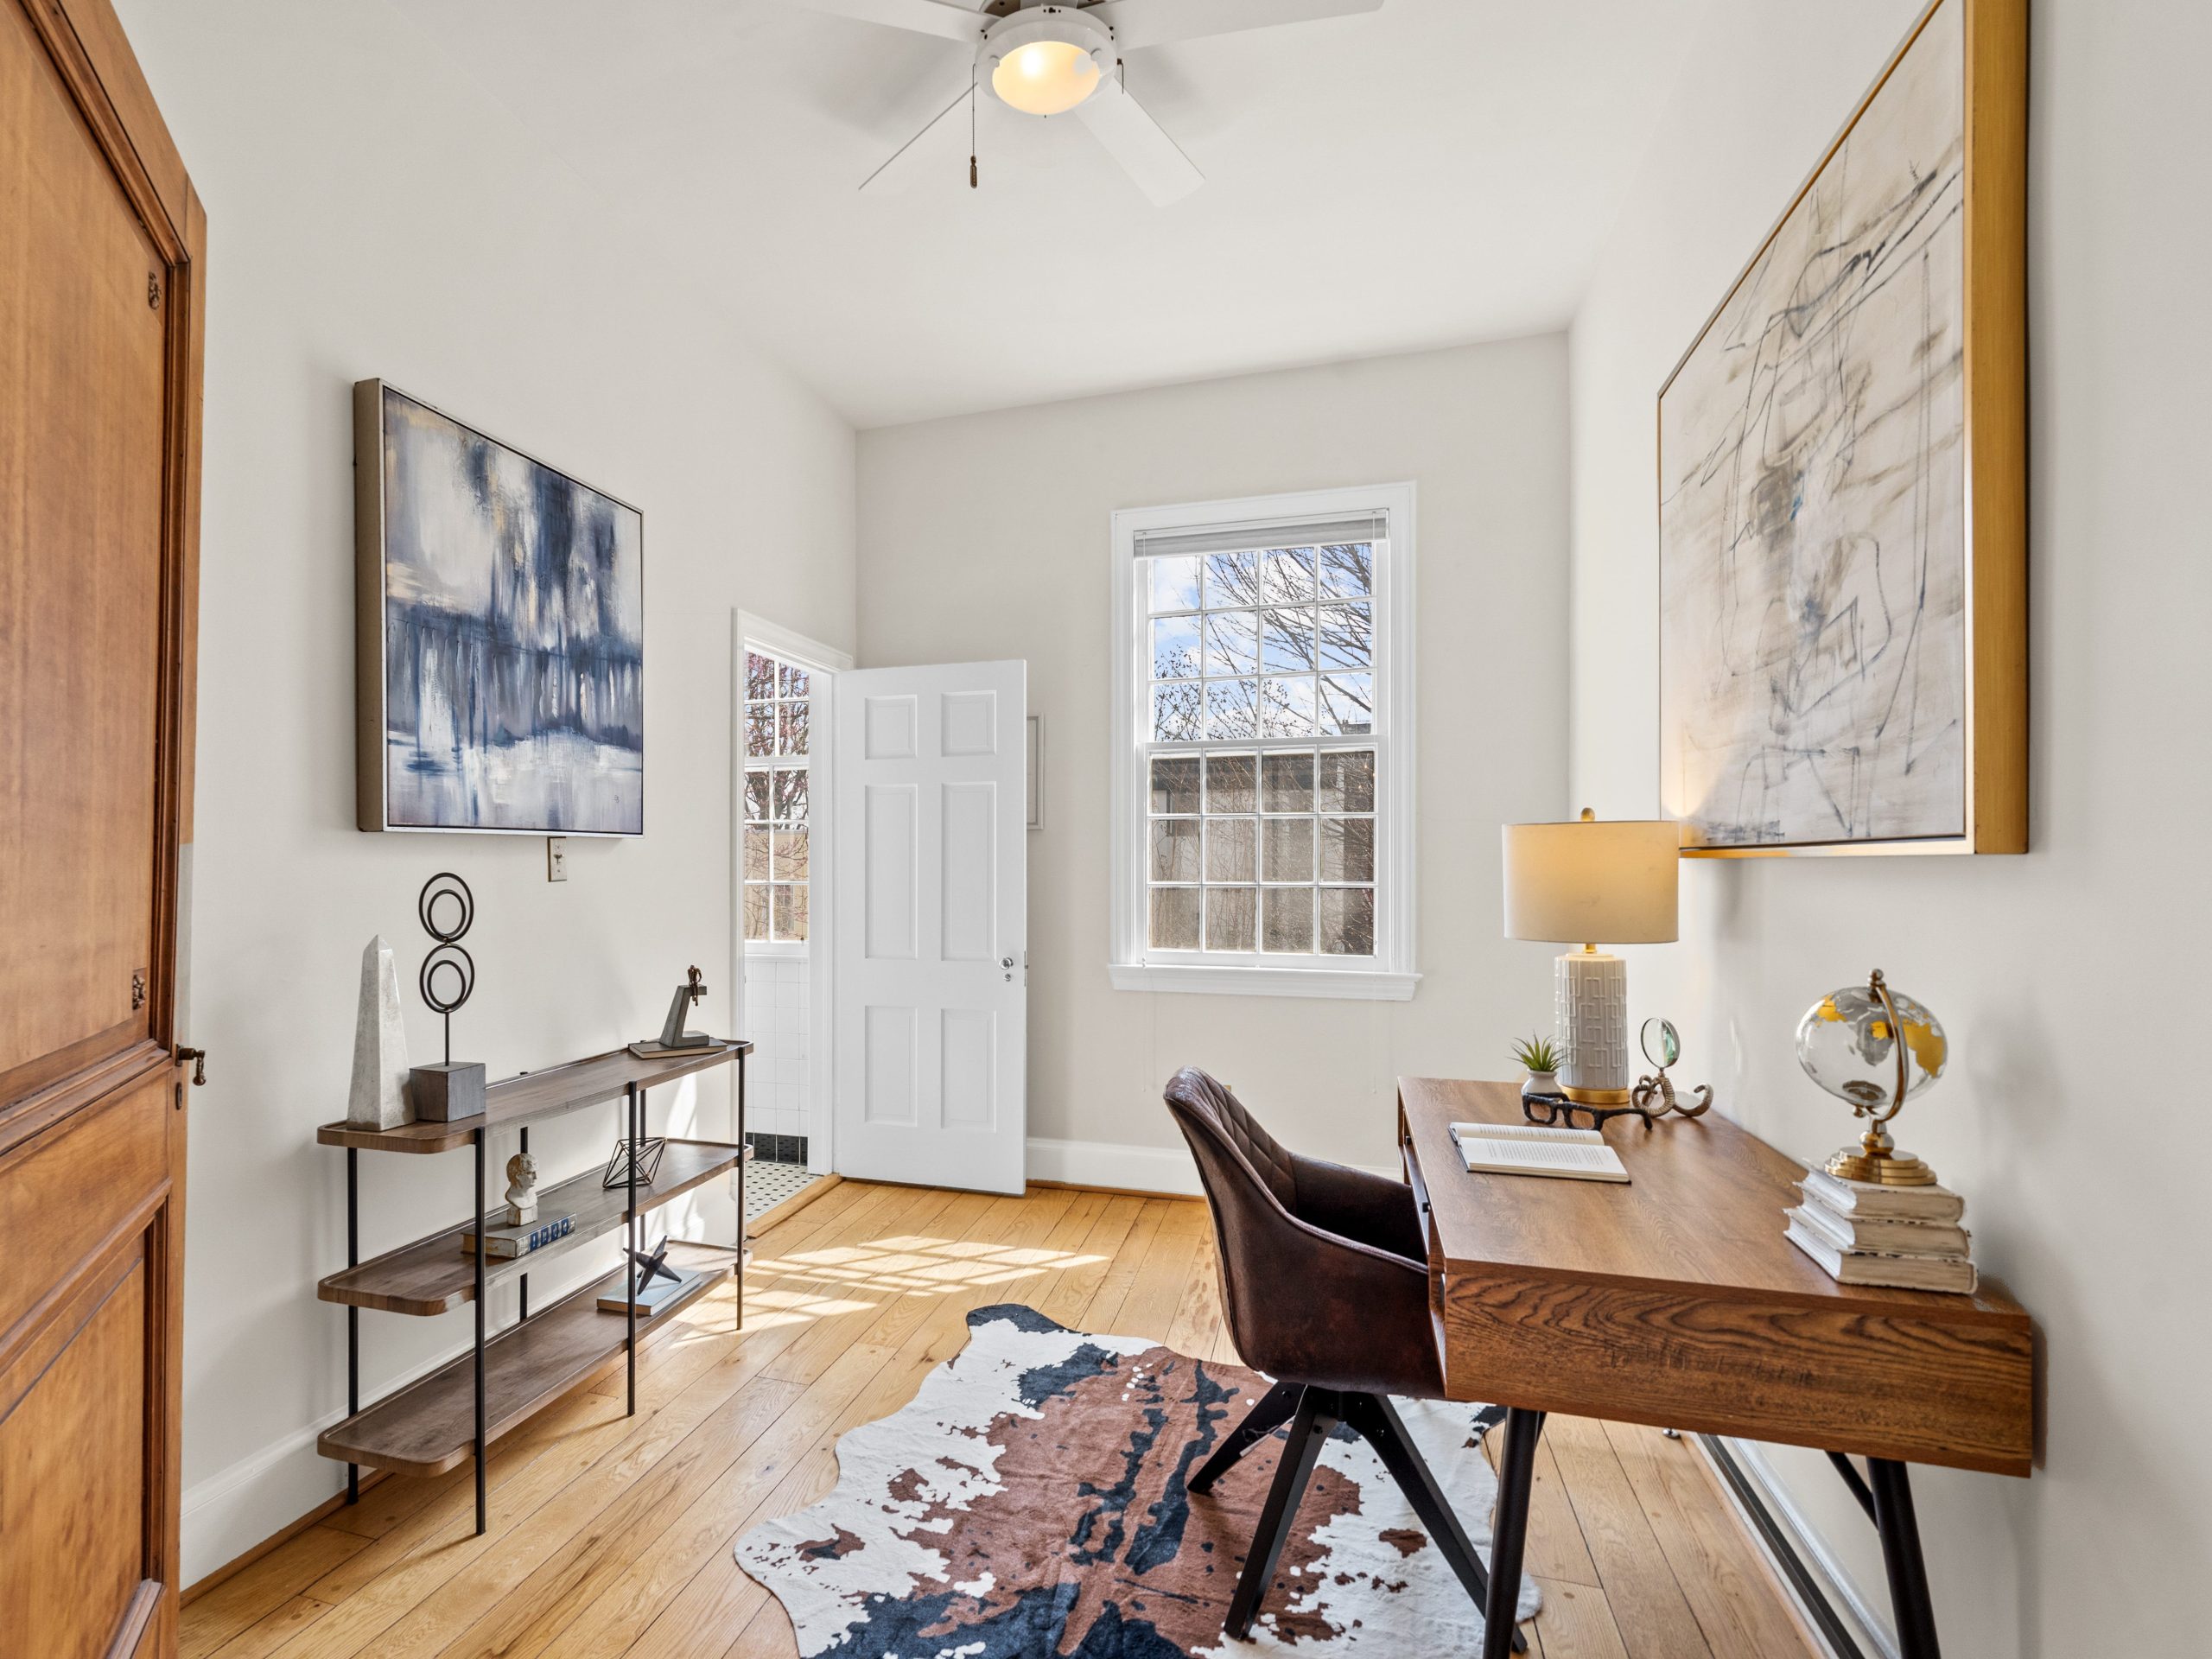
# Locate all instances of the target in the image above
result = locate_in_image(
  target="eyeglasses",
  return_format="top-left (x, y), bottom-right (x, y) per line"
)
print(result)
top-left (1521, 1093), bottom-right (1651, 1132)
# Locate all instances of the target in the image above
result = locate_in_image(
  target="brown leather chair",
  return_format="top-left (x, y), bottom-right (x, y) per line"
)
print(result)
top-left (1165, 1067), bottom-right (1521, 1648)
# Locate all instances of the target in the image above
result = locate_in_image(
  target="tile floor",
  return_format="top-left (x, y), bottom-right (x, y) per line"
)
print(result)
top-left (745, 1158), bottom-right (822, 1224)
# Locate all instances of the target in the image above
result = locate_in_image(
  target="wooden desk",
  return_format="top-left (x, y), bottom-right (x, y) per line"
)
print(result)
top-left (1398, 1078), bottom-right (2034, 1659)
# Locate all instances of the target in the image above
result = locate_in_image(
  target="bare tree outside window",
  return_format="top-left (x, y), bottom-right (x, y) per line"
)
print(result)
top-left (1142, 540), bottom-right (1378, 958)
top-left (742, 651), bottom-right (810, 942)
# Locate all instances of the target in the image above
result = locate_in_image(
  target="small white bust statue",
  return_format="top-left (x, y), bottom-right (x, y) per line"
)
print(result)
top-left (504, 1151), bottom-right (539, 1226)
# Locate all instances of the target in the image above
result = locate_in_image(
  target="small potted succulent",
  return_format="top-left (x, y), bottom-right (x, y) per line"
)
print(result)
top-left (1510, 1034), bottom-right (1563, 1099)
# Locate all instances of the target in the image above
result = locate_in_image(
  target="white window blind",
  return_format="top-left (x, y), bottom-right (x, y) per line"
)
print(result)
top-left (1131, 510), bottom-right (1389, 563)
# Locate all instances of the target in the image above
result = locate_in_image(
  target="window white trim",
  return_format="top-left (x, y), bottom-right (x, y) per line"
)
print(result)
top-left (740, 613), bottom-right (855, 677)
top-left (1108, 482), bottom-right (1420, 1001)
top-left (1104, 962), bottom-right (1421, 1001)
top-left (734, 613), bottom-right (851, 1175)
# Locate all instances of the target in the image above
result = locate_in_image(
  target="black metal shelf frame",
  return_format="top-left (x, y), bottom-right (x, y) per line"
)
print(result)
top-left (340, 1054), bottom-right (747, 1535)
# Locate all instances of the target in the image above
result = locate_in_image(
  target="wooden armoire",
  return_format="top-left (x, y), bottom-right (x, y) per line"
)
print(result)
top-left (0, 0), bottom-right (204, 1654)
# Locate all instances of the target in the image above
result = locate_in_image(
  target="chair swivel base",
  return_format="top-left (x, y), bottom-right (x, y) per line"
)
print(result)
top-left (1190, 1381), bottom-right (1527, 1653)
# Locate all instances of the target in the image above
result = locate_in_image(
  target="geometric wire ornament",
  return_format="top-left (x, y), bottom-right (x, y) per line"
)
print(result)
top-left (602, 1136), bottom-right (668, 1192)
top-left (416, 871), bottom-right (474, 1065)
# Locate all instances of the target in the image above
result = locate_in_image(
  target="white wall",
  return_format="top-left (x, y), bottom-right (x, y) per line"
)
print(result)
top-left (857, 339), bottom-right (1572, 1183)
top-left (111, 0), bottom-right (857, 1584)
top-left (1569, 2), bottom-right (2212, 1652)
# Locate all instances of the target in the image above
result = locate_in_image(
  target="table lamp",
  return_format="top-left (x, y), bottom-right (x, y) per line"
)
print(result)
top-left (1502, 809), bottom-right (1680, 1103)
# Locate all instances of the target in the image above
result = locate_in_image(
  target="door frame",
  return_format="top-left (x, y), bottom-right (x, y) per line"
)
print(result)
top-left (732, 613), bottom-right (850, 1176)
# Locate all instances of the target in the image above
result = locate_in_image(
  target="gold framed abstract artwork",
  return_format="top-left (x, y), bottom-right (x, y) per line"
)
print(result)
top-left (1657, 0), bottom-right (2025, 857)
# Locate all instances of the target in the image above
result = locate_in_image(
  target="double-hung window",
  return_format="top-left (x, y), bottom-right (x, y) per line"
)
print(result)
top-left (1109, 484), bottom-right (1418, 999)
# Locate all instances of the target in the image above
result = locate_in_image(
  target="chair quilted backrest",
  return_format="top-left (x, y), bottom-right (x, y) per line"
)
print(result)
top-left (1164, 1068), bottom-right (1295, 1212)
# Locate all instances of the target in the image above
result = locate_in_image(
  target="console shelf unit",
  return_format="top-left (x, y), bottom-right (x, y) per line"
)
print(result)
top-left (316, 1039), bottom-right (751, 1534)
top-left (319, 1245), bottom-right (730, 1478)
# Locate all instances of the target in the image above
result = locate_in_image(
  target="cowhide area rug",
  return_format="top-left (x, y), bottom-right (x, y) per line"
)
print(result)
top-left (734, 1304), bottom-right (1541, 1656)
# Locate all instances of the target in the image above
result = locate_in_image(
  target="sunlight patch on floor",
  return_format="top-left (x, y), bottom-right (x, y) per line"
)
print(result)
top-left (740, 1234), bottom-right (1108, 1319)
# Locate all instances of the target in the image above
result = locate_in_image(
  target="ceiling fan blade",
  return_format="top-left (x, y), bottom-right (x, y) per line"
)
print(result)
top-left (772, 0), bottom-right (988, 45)
top-left (1074, 78), bottom-right (1203, 206)
top-left (858, 82), bottom-right (975, 192)
top-left (1087, 0), bottom-right (1383, 49)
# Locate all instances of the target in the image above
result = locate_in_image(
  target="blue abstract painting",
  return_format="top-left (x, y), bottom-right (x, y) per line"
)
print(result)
top-left (372, 385), bottom-right (644, 834)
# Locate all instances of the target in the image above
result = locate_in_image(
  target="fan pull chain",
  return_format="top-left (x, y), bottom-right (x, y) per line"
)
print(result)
top-left (969, 72), bottom-right (979, 189)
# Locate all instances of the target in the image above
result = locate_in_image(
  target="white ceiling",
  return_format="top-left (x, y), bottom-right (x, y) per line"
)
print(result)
top-left (389, 0), bottom-right (1707, 428)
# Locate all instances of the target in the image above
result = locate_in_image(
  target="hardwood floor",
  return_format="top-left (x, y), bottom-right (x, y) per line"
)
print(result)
top-left (182, 1181), bottom-right (1823, 1659)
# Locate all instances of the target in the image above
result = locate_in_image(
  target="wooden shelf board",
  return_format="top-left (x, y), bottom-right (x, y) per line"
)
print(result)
top-left (317, 1139), bottom-right (743, 1316)
top-left (316, 1245), bottom-right (730, 1478)
top-left (316, 1039), bottom-right (752, 1155)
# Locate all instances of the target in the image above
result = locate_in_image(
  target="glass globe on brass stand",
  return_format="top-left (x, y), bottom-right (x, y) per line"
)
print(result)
top-left (1795, 969), bottom-right (1948, 1186)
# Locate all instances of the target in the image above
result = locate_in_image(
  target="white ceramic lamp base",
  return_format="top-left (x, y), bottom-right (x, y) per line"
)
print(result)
top-left (1555, 948), bottom-right (1630, 1103)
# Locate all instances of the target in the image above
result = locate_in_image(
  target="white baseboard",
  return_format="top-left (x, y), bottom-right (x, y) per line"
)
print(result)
top-left (180, 1335), bottom-right (477, 1587)
top-left (181, 1413), bottom-right (346, 1587)
top-left (1021, 1136), bottom-right (1399, 1198)
top-left (1699, 1436), bottom-right (1895, 1659)
top-left (1025, 1136), bottom-right (1202, 1195)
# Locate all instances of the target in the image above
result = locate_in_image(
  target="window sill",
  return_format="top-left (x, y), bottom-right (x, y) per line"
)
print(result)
top-left (1107, 963), bottom-right (1421, 1001)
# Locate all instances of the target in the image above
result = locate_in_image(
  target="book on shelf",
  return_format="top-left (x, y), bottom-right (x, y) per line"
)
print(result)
top-left (1448, 1122), bottom-right (1629, 1184)
top-left (1790, 1186), bottom-right (1969, 1257)
top-left (1784, 1217), bottom-right (1979, 1294)
top-left (598, 1263), bottom-right (705, 1317)
top-left (1800, 1166), bottom-right (1965, 1224)
top-left (461, 1213), bottom-right (575, 1259)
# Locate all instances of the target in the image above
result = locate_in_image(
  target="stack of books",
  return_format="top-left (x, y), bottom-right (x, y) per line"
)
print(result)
top-left (1785, 1167), bottom-right (1975, 1294)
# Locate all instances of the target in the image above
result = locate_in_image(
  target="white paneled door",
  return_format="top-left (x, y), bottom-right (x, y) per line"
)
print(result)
top-left (833, 661), bottom-right (1027, 1193)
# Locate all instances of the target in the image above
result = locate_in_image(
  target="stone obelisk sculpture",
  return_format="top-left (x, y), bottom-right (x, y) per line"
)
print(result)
top-left (346, 933), bottom-right (413, 1129)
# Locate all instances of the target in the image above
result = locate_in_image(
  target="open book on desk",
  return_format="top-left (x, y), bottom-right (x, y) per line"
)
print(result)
top-left (1447, 1121), bottom-right (1630, 1183)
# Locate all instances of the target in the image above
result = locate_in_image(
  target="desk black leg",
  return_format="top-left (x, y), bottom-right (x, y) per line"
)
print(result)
top-left (473, 1125), bottom-right (486, 1536)
top-left (1482, 1408), bottom-right (1544, 1659)
top-left (1868, 1459), bottom-right (1941, 1659)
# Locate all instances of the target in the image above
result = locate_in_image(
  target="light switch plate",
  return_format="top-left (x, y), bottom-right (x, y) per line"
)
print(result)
top-left (546, 836), bottom-right (568, 881)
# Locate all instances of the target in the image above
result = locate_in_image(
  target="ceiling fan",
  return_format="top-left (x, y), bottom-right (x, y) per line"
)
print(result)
top-left (774, 0), bottom-right (1387, 204)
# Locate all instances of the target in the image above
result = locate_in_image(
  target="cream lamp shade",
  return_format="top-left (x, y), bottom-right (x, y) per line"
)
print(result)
top-left (1501, 815), bottom-right (1681, 946)
top-left (1502, 810), bottom-right (1681, 1104)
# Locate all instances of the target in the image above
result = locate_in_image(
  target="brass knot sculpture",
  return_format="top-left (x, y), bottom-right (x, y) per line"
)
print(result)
top-left (1629, 1018), bottom-right (1713, 1122)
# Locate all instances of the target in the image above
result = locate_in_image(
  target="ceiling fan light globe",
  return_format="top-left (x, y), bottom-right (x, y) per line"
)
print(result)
top-left (978, 5), bottom-right (1115, 118)
top-left (990, 39), bottom-right (1102, 115)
